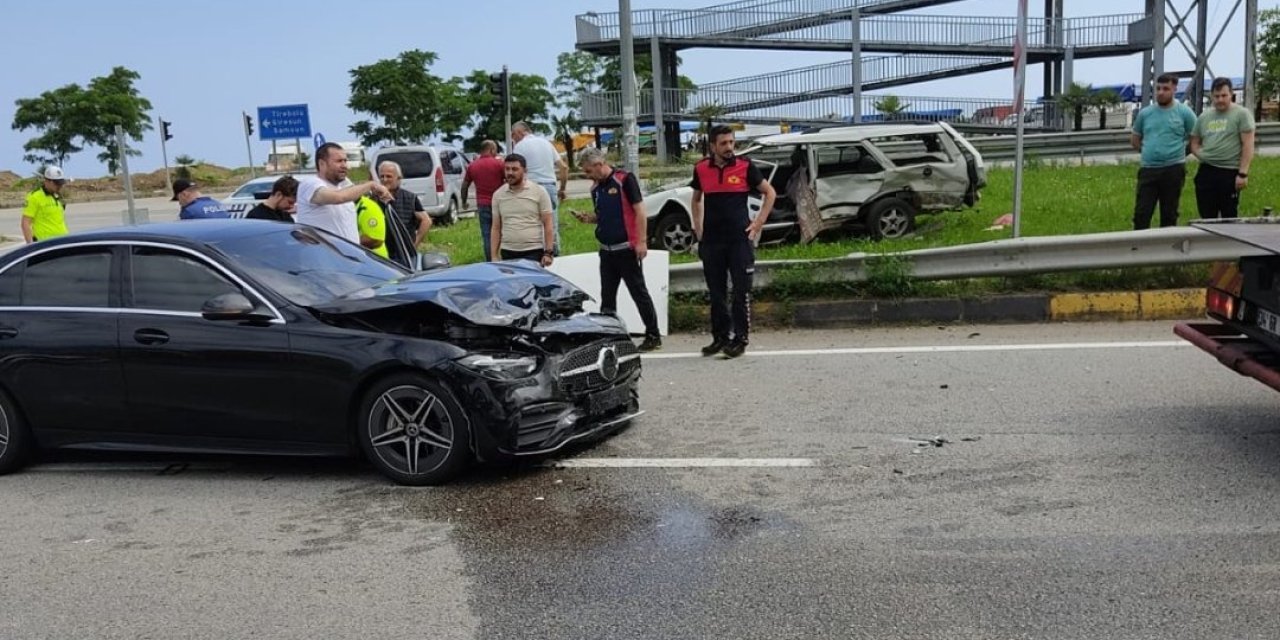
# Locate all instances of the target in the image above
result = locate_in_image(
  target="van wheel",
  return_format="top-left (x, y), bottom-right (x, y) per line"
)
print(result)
top-left (652, 212), bottom-right (696, 253)
top-left (438, 198), bottom-right (458, 227)
top-left (865, 198), bottom-right (916, 240)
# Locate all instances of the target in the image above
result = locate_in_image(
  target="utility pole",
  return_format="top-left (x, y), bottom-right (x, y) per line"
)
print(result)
top-left (1012, 0), bottom-right (1028, 238)
top-left (619, 0), bottom-right (640, 174)
top-left (1245, 0), bottom-right (1258, 114)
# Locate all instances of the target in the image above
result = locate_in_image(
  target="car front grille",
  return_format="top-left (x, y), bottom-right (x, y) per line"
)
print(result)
top-left (558, 339), bottom-right (640, 396)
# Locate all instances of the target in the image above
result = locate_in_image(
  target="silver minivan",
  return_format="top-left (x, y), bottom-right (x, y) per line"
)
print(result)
top-left (369, 145), bottom-right (470, 225)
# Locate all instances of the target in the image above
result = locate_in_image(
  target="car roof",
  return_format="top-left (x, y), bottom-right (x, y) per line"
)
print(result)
top-left (753, 122), bottom-right (950, 147)
top-left (236, 173), bottom-right (315, 187)
top-left (24, 220), bottom-right (296, 251)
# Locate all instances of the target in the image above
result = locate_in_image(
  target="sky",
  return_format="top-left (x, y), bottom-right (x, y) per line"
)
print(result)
top-left (0, 0), bottom-right (1271, 178)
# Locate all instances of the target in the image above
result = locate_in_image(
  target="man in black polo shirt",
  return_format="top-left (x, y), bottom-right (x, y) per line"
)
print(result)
top-left (573, 147), bottom-right (662, 351)
top-left (691, 125), bottom-right (776, 359)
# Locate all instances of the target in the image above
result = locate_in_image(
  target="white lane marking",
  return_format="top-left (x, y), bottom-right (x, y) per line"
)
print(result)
top-left (641, 340), bottom-right (1189, 360)
top-left (549, 458), bottom-right (818, 468)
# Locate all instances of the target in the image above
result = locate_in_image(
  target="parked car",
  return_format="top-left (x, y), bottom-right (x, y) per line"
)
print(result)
top-left (369, 145), bottom-right (470, 225)
top-left (642, 122), bottom-right (986, 252)
top-left (0, 221), bottom-right (642, 485)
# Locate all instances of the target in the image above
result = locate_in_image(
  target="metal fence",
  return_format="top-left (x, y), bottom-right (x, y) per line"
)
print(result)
top-left (666, 226), bottom-right (1273, 294)
top-left (578, 9), bottom-right (1149, 52)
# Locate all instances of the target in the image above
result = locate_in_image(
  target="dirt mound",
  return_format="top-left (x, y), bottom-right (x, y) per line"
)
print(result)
top-left (0, 171), bottom-right (21, 190)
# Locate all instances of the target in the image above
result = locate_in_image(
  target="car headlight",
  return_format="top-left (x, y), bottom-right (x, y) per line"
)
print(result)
top-left (455, 353), bottom-right (540, 379)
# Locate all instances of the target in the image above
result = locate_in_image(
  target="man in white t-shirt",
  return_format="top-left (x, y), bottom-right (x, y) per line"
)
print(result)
top-left (295, 143), bottom-right (392, 243)
top-left (511, 121), bottom-right (568, 254)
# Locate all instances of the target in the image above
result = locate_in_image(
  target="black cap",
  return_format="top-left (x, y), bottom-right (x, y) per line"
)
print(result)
top-left (171, 179), bottom-right (196, 201)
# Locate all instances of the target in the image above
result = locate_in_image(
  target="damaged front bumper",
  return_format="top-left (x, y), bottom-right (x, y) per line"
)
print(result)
top-left (451, 338), bottom-right (644, 459)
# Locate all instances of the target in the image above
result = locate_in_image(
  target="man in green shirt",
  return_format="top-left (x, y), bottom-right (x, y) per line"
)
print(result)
top-left (1130, 73), bottom-right (1198, 230)
top-left (21, 166), bottom-right (70, 243)
top-left (1191, 77), bottom-right (1255, 220)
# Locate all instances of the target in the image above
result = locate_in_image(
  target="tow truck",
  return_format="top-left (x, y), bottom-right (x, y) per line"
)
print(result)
top-left (1175, 219), bottom-right (1280, 392)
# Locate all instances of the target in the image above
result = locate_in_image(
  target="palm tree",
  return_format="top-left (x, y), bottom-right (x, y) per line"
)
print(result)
top-left (874, 95), bottom-right (910, 120)
top-left (694, 101), bottom-right (727, 134)
top-left (1057, 83), bottom-right (1092, 132)
top-left (1091, 88), bottom-right (1122, 130)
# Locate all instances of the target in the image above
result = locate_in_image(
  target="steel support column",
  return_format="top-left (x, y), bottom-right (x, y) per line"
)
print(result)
top-left (1245, 0), bottom-right (1258, 113)
top-left (650, 36), bottom-right (666, 162)
top-left (850, 8), bottom-right (862, 123)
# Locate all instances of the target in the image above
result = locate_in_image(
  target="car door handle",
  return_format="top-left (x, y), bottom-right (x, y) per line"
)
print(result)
top-left (922, 167), bottom-right (933, 177)
top-left (133, 329), bottom-right (170, 346)
top-left (0, 326), bottom-right (17, 339)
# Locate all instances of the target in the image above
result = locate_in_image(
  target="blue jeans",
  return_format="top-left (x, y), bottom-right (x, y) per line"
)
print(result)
top-left (477, 205), bottom-right (493, 261)
top-left (537, 181), bottom-right (561, 255)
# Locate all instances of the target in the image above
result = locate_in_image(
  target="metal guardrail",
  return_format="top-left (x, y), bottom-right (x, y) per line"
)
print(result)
top-left (667, 226), bottom-right (1273, 294)
top-left (968, 122), bottom-right (1280, 162)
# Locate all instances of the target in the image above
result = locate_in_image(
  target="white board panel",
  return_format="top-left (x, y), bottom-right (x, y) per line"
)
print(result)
top-left (547, 251), bottom-right (670, 336)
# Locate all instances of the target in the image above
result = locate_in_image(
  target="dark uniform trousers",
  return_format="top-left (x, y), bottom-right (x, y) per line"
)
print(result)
top-left (700, 237), bottom-right (754, 344)
top-left (599, 246), bottom-right (661, 337)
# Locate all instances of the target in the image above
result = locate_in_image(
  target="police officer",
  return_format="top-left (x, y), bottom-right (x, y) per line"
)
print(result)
top-left (691, 125), bottom-right (777, 359)
top-left (22, 166), bottom-right (70, 243)
top-left (573, 146), bottom-right (662, 352)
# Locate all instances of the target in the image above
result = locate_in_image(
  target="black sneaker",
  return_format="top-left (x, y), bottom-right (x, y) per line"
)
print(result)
top-left (701, 338), bottom-right (729, 357)
top-left (638, 335), bottom-right (662, 352)
top-left (722, 341), bottom-right (747, 359)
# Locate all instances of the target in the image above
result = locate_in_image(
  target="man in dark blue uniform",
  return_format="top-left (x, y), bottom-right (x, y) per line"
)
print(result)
top-left (691, 125), bottom-right (776, 359)
top-left (573, 147), bottom-right (662, 352)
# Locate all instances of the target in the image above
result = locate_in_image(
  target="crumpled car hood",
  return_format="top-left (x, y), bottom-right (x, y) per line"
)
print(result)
top-left (310, 260), bottom-right (616, 332)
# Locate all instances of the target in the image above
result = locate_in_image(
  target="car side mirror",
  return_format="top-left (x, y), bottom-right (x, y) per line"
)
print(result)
top-left (419, 252), bottom-right (451, 272)
top-left (202, 292), bottom-right (266, 321)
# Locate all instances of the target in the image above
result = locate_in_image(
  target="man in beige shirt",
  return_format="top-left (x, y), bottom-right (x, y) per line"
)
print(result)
top-left (490, 153), bottom-right (555, 267)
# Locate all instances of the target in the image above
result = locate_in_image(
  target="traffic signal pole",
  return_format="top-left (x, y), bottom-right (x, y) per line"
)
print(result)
top-left (158, 116), bottom-right (172, 190)
top-left (503, 66), bottom-right (512, 154)
top-left (242, 112), bottom-right (257, 178)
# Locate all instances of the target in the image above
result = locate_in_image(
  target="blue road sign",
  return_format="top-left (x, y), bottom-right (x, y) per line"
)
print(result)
top-left (257, 104), bottom-right (311, 141)
top-left (313, 132), bottom-right (326, 148)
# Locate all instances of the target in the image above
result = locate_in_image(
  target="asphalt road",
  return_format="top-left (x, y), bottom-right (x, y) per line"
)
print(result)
top-left (2, 321), bottom-right (1279, 639)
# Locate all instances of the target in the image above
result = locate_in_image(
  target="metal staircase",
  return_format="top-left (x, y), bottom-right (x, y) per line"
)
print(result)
top-left (573, 1), bottom-right (1155, 134)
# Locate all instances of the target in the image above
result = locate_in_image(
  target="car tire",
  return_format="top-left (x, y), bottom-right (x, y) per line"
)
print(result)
top-left (357, 373), bottom-right (471, 486)
top-left (0, 388), bottom-right (32, 475)
top-left (865, 197), bottom-right (916, 240)
top-left (652, 211), bottom-right (696, 253)
top-left (438, 198), bottom-right (458, 227)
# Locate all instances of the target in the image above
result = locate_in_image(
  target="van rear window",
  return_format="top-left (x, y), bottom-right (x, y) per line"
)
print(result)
top-left (376, 152), bottom-right (434, 179)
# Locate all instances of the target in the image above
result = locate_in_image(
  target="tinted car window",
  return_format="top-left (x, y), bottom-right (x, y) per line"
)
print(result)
top-left (213, 226), bottom-right (406, 307)
top-left (441, 151), bottom-right (463, 175)
top-left (376, 152), bottom-right (434, 179)
top-left (22, 249), bottom-right (113, 308)
top-left (0, 262), bottom-right (23, 306)
top-left (130, 247), bottom-right (244, 312)
top-left (232, 182), bottom-right (273, 198)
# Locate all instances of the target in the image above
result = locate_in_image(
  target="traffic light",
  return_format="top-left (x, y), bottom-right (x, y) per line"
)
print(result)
top-left (161, 120), bottom-right (173, 141)
top-left (243, 113), bottom-right (254, 137)
top-left (489, 69), bottom-right (509, 109)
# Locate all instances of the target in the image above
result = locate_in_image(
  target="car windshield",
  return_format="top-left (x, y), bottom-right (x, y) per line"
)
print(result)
top-left (212, 226), bottom-right (408, 307)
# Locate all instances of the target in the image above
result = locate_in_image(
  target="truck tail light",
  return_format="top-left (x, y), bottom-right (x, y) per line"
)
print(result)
top-left (1206, 288), bottom-right (1236, 320)
top-left (435, 167), bottom-right (445, 193)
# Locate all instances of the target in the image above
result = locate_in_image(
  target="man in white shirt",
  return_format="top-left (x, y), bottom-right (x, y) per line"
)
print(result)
top-left (511, 121), bottom-right (568, 254)
top-left (295, 142), bottom-right (392, 243)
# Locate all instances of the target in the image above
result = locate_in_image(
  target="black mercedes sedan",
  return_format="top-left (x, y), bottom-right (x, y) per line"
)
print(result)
top-left (0, 221), bottom-right (642, 485)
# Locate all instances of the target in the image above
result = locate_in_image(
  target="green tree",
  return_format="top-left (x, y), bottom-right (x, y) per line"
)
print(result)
top-left (463, 70), bottom-right (554, 152)
top-left (1057, 82), bottom-right (1092, 131)
top-left (873, 95), bottom-right (910, 120)
top-left (1258, 8), bottom-right (1280, 117)
top-left (554, 51), bottom-right (605, 116)
top-left (347, 50), bottom-right (473, 147)
top-left (551, 112), bottom-right (582, 169)
top-left (174, 154), bottom-right (196, 180)
top-left (11, 66), bottom-right (153, 173)
top-left (1090, 88), bottom-right (1122, 130)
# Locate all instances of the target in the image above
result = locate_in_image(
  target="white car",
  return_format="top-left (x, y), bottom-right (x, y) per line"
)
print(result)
top-left (369, 145), bottom-right (470, 225)
top-left (642, 122), bottom-right (986, 252)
